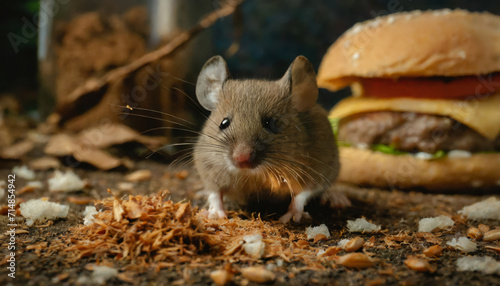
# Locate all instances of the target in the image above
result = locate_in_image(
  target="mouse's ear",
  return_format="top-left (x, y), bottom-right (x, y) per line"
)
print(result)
top-left (281, 56), bottom-right (318, 112)
top-left (196, 56), bottom-right (231, 111)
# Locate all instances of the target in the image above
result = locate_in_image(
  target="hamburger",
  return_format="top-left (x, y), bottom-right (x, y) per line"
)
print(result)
top-left (317, 9), bottom-right (500, 190)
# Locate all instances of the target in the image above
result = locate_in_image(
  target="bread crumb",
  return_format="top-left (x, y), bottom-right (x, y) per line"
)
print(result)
top-left (83, 206), bottom-right (98, 226)
top-left (20, 199), bottom-right (69, 226)
top-left (242, 233), bottom-right (265, 259)
top-left (306, 224), bottom-right (330, 240)
top-left (337, 239), bottom-right (350, 249)
top-left (12, 165), bottom-right (36, 180)
top-left (456, 256), bottom-right (500, 275)
top-left (458, 197), bottom-right (500, 220)
top-left (418, 215), bottom-right (454, 232)
top-left (447, 237), bottom-right (477, 253)
top-left (347, 218), bottom-right (381, 233)
top-left (48, 170), bottom-right (85, 192)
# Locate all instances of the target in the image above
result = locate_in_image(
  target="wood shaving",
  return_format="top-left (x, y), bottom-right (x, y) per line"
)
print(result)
top-left (404, 256), bottom-right (435, 273)
top-left (125, 169), bottom-right (152, 182)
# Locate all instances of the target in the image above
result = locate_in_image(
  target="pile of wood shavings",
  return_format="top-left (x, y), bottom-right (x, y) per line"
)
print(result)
top-left (61, 190), bottom-right (218, 264)
top-left (52, 190), bottom-right (328, 270)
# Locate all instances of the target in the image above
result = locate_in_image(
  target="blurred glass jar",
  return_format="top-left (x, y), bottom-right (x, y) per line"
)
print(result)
top-left (38, 0), bottom-right (213, 133)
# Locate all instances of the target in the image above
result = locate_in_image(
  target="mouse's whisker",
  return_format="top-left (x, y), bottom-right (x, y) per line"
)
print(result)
top-left (117, 105), bottom-right (198, 127)
top-left (299, 153), bottom-right (338, 171)
top-left (170, 154), bottom-right (195, 171)
top-left (117, 111), bottom-right (194, 129)
top-left (265, 154), bottom-right (331, 189)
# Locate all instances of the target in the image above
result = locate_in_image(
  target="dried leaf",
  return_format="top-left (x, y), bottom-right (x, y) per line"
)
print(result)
top-left (0, 139), bottom-right (34, 159)
top-left (44, 134), bottom-right (75, 156)
top-left (73, 148), bottom-right (124, 170)
top-left (29, 156), bottom-right (61, 170)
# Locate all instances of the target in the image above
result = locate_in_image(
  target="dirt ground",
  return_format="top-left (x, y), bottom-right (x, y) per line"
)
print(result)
top-left (0, 149), bottom-right (499, 286)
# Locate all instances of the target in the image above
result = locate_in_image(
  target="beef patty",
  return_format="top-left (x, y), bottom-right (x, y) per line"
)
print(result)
top-left (338, 111), bottom-right (500, 153)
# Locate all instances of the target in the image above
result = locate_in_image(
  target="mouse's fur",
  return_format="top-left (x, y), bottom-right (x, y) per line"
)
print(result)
top-left (193, 55), bottom-right (342, 222)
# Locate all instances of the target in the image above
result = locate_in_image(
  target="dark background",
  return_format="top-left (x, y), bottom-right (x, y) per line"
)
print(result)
top-left (2, 0), bottom-right (500, 114)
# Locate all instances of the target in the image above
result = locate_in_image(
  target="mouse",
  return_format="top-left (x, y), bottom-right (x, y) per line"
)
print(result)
top-left (193, 55), bottom-right (349, 223)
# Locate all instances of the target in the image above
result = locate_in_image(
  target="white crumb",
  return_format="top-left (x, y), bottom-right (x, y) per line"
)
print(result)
top-left (20, 199), bottom-right (69, 226)
top-left (347, 218), bottom-right (381, 233)
top-left (48, 170), bottom-right (85, 192)
top-left (418, 215), bottom-right (454, 232)
top-left (306, 224), bottom-right (331, 240)
top-left (91, 265), bottom-right (118, 284)
top-left (12, 165), bottom-right (36, 180)
top-left (83, 206), bottom-right (98, 226)
top-left (456, 256), bottom-right (500, 275)
top-left (242, 233), bottom-right (265, 259)
top-left (447, 237), bottom-right (477, 253)
top-left (458, 197), bottom-right (500, 220)
top-left (337, 239), bottom-right (350, 249)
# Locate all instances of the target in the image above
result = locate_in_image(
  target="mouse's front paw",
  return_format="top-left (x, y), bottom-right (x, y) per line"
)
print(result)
top-left (208, 208), bottom-right (227, 220)
top-left (280, 190), bottom-right (314, 223)
top-left (279, 209), bottom-right (311, 223)
top-left (204, 192), bottom-right (227, 220)
top-left (199, 208), bottom-right (227, 219)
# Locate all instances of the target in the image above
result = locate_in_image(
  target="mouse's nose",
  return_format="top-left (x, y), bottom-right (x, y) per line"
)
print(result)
top-left (232, 144), bottom-right (256, 169)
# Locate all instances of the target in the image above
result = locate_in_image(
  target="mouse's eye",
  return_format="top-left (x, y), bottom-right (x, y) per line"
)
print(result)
top-left (219, 118), bottom-right (230, 130)
top-left (263, 117), bottom-right (279, 133)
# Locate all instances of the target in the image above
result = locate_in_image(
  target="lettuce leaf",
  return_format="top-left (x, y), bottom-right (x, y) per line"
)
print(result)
top-left (329, 117), bottom-right (340, 138)
top-left (372, 144), bottom-right (406, 155)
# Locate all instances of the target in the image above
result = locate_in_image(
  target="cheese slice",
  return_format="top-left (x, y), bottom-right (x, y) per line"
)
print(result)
top-left (329, 93), bottom-right (500, 139)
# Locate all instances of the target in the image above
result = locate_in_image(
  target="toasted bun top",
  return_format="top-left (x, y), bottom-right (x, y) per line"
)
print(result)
top-left (317, 9), bottom-right (500, 91)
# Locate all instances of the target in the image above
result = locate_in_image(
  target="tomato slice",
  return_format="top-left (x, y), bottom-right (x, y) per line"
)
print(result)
top-left (360, 73), bottom-right (500, 99)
